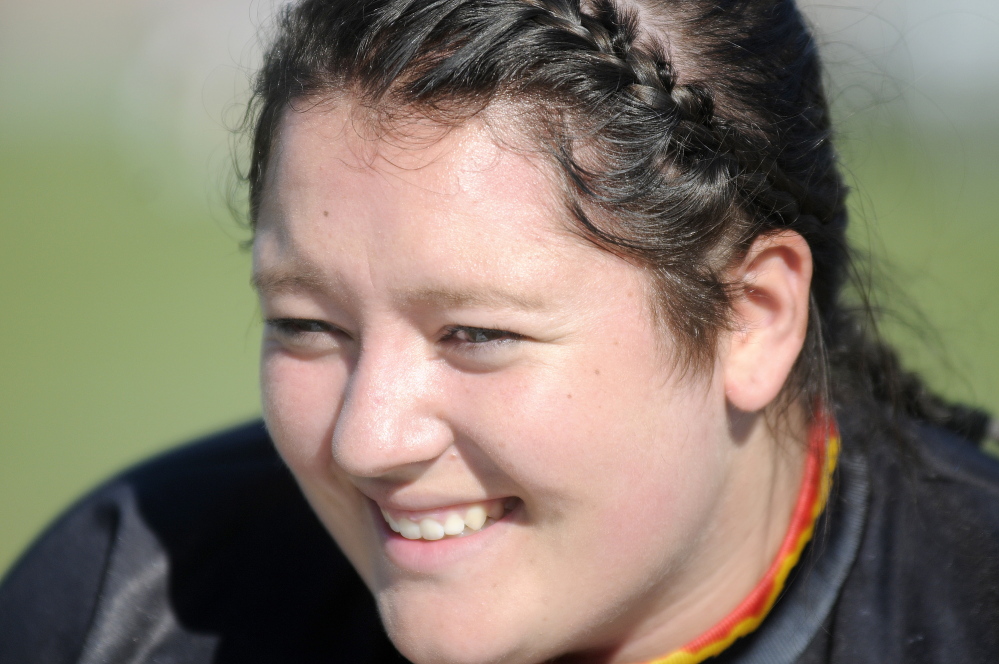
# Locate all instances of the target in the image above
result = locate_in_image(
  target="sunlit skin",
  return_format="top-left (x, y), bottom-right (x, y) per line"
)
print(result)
top-left (253, 101), bottom-right (813, 664)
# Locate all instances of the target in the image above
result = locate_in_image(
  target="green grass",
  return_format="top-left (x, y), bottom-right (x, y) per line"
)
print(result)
top-left (840, 120), bottom-right (999, 412)
top-left (0, 130), bottom-right (261, 575)
top-left (1, 115), bottom-right (997, 578)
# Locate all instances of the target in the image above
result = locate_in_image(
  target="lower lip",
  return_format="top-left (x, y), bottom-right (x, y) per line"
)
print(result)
top-left (374, 501), bottom-right (521, 573)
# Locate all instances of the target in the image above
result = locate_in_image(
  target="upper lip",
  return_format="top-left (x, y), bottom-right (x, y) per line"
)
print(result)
top-left (359, 486), bottom-right (510, 514)
top-left (352, 477), bottom-right (517, 520)
top-left (373, 496), bottom-right (509, 514)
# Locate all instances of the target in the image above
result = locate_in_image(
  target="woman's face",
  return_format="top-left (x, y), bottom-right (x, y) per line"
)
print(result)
top-left (254, 104), bottom-right (745, 664)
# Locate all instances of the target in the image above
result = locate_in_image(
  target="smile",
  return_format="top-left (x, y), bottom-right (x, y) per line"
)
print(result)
top-left (379, 498), bottom-right (515, 541)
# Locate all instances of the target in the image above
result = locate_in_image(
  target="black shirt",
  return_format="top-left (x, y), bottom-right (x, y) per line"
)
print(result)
top-left (1, 418), bottom-right (998, 663)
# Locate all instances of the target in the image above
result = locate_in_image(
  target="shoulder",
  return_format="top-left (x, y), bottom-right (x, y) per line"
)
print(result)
top-left (820, 420), bottom-right (999, 663)
top-left (866, 421), bottom-right (999, 562)
top-left (908, 421), bottom-right (999, 499)
top-left (0, 422), bottom-right (404, 664)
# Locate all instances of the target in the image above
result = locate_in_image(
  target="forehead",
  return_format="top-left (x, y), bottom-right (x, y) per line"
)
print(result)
top-left (262, 99), bottom-right (547, 197)
top-left (259, 102), bottom-right (556, 239)
top-left (252, 102), bottom-right (645, 305)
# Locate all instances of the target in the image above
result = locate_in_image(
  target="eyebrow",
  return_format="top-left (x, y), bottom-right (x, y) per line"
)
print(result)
top-left (400, 286), bottom-right (546, 312)
top-left (252, 268), bottom-right (332, 296)
top-left (253, 270), bottom-right (545, 312)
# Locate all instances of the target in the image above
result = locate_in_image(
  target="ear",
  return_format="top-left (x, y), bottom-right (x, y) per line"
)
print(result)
top-left (720, 231), bottom-right (813, 413)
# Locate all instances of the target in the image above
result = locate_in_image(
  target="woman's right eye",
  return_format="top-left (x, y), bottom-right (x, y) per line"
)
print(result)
top-left (265, 318), bottom-right (346, 353)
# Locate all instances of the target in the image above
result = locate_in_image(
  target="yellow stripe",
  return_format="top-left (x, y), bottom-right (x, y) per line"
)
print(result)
top-left (645, 432), bottom-right (840, 664)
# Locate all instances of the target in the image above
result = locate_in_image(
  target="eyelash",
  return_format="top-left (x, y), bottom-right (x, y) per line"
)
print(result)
top-left (441, 326), bottom-right (523, 346)
top-left (267, 318), bottom-right (339, 337)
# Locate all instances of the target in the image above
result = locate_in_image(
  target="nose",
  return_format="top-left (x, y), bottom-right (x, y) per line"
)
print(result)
top-left (331, 333), bottom-right (452, 479)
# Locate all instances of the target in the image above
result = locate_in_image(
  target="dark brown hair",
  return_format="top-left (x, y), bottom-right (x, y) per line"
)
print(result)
top-left (243, 0), bottom-right (990, 441)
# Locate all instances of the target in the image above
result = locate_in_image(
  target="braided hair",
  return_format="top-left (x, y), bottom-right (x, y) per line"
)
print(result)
top-left (245, 0), bottom-right (991, 444)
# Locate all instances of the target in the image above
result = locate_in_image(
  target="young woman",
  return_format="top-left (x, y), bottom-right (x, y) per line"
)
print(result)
top-left (1, 1), bottom-right (997, 662)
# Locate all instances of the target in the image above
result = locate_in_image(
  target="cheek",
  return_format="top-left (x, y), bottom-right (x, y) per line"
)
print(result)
top-left (447, 347), bottom-right (728, 521)
top-left (261, 352), bottom-right (380, 580)
top-left (436, 356), bottom-right (732, 644)
top-left (260, 352), bottom-right (345, 480)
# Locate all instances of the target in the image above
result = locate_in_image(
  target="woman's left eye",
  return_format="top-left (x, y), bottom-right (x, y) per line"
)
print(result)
top-left (442, 326), bottom-right (522, 345)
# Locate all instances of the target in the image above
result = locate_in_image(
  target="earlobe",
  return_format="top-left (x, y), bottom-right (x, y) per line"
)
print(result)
top-left (722, 231), bottom-right (813, 413)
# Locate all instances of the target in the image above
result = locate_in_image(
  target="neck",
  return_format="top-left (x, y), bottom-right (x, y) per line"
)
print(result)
top-left (567, 407), bottom-right (812, 664)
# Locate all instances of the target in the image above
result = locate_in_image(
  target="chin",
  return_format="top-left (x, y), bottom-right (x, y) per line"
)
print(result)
top-left (392, 637), bottom-right (520, 664)
top-left (387, 627), bottom-right (528, 664)
top-left (378, 595), bottom-right (542, 664)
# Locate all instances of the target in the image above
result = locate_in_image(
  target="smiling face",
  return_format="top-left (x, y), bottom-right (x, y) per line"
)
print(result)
top-left (253, 102), bottom-right (799, 664)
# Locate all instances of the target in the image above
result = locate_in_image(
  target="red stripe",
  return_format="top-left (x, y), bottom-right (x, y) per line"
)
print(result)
top-left (666, 415), bottom-right (834, 658)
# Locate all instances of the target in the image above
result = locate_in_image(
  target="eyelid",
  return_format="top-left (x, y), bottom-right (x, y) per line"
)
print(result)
top-left (265, 317), bottom-right (350, 342)
top-left (442, 325), bottom-right (523, 344)
top-left (266, 317), bottom-right (333, 332)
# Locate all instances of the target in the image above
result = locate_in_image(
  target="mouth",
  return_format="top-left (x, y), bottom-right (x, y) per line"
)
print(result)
top-left (379, 497), bottom-right (518, 541)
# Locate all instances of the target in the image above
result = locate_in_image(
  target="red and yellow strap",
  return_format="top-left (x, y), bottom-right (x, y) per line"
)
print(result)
top-left (645, 415), bottom-right (840, 664)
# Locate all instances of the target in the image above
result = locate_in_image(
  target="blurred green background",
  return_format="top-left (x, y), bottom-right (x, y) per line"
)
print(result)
top-left (1, 0), bottom-right (997, 577)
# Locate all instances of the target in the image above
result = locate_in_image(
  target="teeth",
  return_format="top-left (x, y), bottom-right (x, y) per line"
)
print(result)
top-left (380, 509), bottom-right (401, 533)
top-left (443, 513), bottom-right (466, 536)
top-left (463, 505), bottom-right (487, 531)
top-left (398, 518), bottom-right (422, 540)
top-left (420, 518), bottom-right (445, 540)
top-left (381, 501), bottom-right (509, 540)
top-left (486, 501), bottom-right (504, 520)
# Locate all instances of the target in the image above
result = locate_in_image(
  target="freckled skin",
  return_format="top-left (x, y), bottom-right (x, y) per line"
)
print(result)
top-left (253, 102), bottom-right (805, 664)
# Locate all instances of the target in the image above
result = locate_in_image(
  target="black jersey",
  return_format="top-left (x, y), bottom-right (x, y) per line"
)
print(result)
top-left (2, 418), bottom-right (998, 663)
